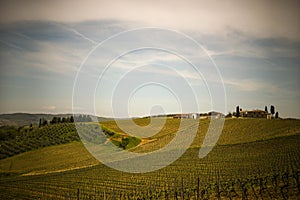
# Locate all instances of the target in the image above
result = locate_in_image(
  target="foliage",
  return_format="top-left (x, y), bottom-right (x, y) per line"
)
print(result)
top-left (271, 105), bottom-right (275, 116)
top-left (236, 106), bottom-right (240, 118)
top-left (0, 123), bottom-right (79, 159)
top-left (100, 124), bottom-right (141, 149)
top-left (0, 126), bottom-right (20, 141)
top-left (74, 115), bottom-right (92, 122)
top-left (265, 105), bottom-right (268, 113)
top-left (0, 113), bottom-right (74, 127)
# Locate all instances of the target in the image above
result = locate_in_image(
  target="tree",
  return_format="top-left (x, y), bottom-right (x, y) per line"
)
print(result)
top-left (270, 105), bottom-right (275, 117)
top-left (62, 117), bottom-right (66, 123)
top-left (275, 112), bottom-right (279, 119)
top-left (265, 106), bottom-right (268, 113)
top-left (50, 117), bottom-right (57, 124)
top-left (226, 112), bottom-right (232, 118)
top-left (39, 118), bottom-right (42, 128)
top-left (65, 117), bottom-right (70, 123)
top-left (42, 118), bottom-right (48, 126)
top-left (120, 138), bottom-right (129, 149)
top-left (236, 106), bottom-right (240, 118)
top-left (70, 116), bottom-right (74, 123)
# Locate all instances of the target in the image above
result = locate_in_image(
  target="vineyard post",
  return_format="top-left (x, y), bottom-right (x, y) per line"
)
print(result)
top-left (113, 185), bottom-right (116, 199)
top-left (181, 177), bottom-right (184, 199)
top-left (217, 171), bottom-right (221, 200)
top-left (174, 177), bottom-right (178, 200)
top-left (150, 181), bottom-right (152, 200)
top-left (77, 188), bottom-right (80, 200)
top-left (165, 180), bottom-right (169, 200)
top-left (197, 176), bottom-right (200, 200)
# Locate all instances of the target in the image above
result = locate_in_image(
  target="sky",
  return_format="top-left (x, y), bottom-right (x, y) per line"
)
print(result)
top-left (0, 0), bottom-right (299, 118)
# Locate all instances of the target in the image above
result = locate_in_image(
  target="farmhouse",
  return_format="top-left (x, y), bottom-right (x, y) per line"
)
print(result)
top-left (240, 110), bottom-right (271, 119)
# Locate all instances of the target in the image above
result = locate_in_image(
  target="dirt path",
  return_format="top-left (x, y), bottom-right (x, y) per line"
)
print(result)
top-left (21, 163), bottom-right (99, 176)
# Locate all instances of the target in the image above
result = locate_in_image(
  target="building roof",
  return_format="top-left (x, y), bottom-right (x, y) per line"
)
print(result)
top-left (240, 109), bottom-right (269, 114)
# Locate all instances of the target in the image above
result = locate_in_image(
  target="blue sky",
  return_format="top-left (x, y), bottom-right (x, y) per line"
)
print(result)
top-left (0, 0), bottom-right (299, 118)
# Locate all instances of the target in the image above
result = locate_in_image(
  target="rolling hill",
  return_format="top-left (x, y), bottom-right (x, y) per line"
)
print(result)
top-left (0, 118), bottom-right (299, 199)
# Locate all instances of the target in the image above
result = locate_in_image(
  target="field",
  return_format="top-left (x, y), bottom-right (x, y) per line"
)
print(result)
top-left (0, 118), bottom-right (299, 199)
top-left (0, 123), bottom-right (79, 159)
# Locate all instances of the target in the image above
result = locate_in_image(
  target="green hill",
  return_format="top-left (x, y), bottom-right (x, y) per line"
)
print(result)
top-left (0, 118), bottom-right (299, 199)
top-left (101, 118), bottom-right (300, 152)
top-left (0, 123), bottom-right (79, 159)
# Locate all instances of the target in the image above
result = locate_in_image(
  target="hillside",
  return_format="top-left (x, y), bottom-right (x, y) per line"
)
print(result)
top-left (101, 118), bottom-right (300, 152)
top-left (0, 113), bottom-right (112, 127)
top-left (0, 142), bottom-right (98, 175)
top-left (0, 118), bottom-right (299, 199)
top-left (0, 123), bottom-right (79, 159)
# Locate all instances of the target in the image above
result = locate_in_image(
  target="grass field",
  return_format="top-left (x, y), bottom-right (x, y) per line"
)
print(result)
top-left (0, 118), bottom-right (299, 199)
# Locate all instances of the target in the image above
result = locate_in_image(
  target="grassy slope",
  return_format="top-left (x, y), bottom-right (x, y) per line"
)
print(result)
top-left (103, 118), bottom-right (300, 152)
top-left (0, 118), bottom-right (299, 175)
top-left (0, 142), bottom-right (98, 175)
top-left (0, 130), bottom-right (299, 199)
top-left (0, 118), bottom-right (299, 199)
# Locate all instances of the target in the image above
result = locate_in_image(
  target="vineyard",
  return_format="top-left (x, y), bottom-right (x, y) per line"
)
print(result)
top-left (0, 118), bottom-right (299, 199)
top-left (0, 123), bottom-right (79, 159)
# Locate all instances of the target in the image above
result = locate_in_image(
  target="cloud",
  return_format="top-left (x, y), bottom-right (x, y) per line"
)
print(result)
top-left (225, 79), bottom-right (268, 92)
top-left (224, 78), bottom-right (300, 99)
top-left (0, 0), bottom-right (299, 40)
top-left (0, 18), bottom-right (299, 117)
top-left (0, 22), bottom-right (97, 78)
top-left (52, 22), bottom-right (98, 45)
top-left (0, 39), bottom-right (23, 50)
top-left (42, 105), bottom-right (56, 111)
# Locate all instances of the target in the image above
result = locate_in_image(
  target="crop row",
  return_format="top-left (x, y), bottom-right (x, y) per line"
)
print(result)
top-left (1, 133), bottom-right (299, 199)
top-left (1, 169), bottom-right (299, 199)
top-left (0, 123), bottom-right (79, 159)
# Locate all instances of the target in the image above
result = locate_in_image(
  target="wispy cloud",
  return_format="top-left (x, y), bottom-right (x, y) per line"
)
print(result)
top-left (0, 39), bottom-right (23, 50)
top-left (52, 22), bottom-right (98, 45)
top-left (0, 18), bottom-right (299, 117)
top-left (224, 78), bottom-right (299, 98)
top-left (1, 1), bottom-right (299, 40)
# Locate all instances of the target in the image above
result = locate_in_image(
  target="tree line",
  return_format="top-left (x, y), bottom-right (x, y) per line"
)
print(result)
top-left (39, 115), bottom-right (93, 127)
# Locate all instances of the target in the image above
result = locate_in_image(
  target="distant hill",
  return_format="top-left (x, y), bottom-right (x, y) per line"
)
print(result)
top-left (0, 113), bottom-right (112, 127)
top-left (0, 113), bottom-right (72, 127)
